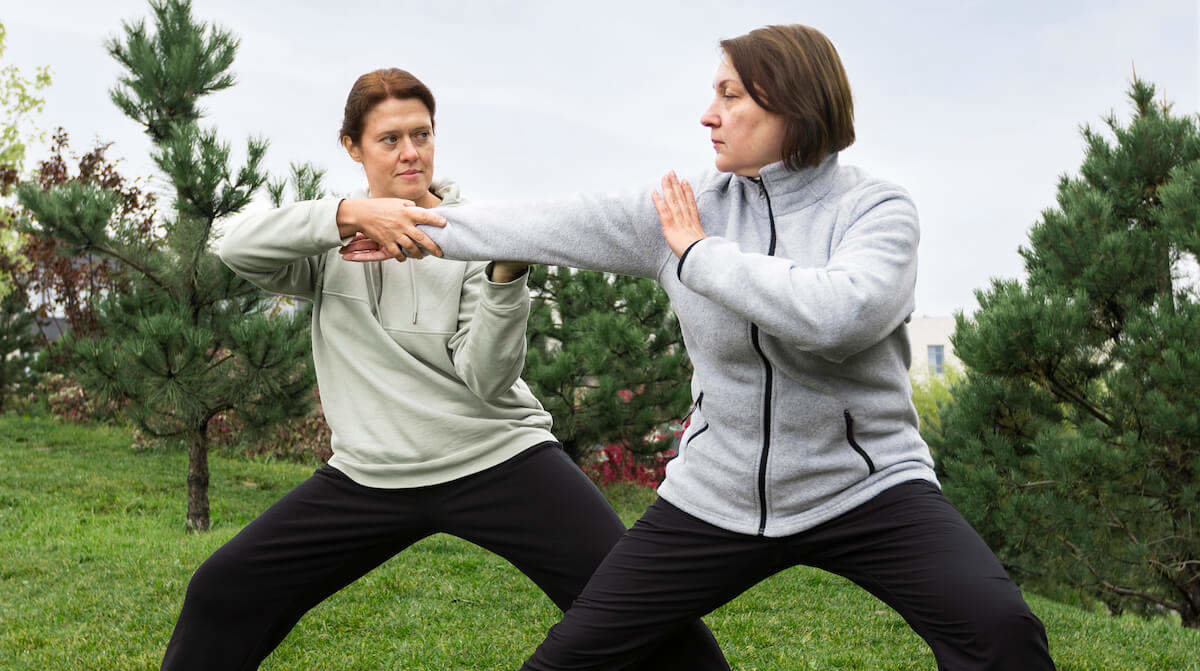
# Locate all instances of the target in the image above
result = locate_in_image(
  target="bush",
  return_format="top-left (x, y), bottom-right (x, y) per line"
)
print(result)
top-left (581, 420), bottom-right (684, 487)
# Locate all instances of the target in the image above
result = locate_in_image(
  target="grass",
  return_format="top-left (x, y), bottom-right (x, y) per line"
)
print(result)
top-left (1, 416), bottom-right (1197, 670)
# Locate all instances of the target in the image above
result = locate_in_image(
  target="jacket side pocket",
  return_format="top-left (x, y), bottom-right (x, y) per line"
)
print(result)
top-left (843, 410), bottom-right (877, 475)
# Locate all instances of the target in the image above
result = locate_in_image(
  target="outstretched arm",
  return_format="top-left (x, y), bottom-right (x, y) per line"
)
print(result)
top-left (341, 188), bottom-right (677, 280)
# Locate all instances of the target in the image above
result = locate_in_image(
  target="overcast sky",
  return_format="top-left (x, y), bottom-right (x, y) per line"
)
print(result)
top-left (5, 0), bottom-right (1198, 316)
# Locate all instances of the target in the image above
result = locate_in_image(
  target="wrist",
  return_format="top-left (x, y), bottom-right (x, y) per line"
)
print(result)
top-left (335, 198), bottom-right (361, 238)
top-left (487, 261), bottom-right (528, 284)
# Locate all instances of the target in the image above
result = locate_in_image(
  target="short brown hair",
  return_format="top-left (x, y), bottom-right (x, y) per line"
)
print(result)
top-left (338, 68), bottom-right (436, 144)
top-left (720, 25), bottom-right (855, 170)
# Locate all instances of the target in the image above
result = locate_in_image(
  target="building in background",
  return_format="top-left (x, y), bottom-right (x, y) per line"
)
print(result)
top-left (907, 316), bottom-right (960, 376)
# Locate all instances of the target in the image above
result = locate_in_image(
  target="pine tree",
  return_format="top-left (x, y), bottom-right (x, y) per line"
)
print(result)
top-left (0, 284), bottom-right (36, 411)
top-left (16, 0), bottom-right (314, 531)
top-left (522, 266), bottom-right (691, 464)
top-left (932, 80), bottom-right (1200, 627)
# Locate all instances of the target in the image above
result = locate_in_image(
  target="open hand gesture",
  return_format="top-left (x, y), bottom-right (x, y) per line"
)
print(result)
top-left (652, 171), bottom-right (706, 258)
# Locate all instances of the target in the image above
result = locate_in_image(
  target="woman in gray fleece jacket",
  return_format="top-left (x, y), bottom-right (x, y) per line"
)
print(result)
top-left (162, 68), bottom-right (727, 671)
top-left (339, 25), bottom-right (1057, 670)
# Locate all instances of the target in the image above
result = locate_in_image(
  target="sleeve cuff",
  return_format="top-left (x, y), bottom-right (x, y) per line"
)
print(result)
top-left (676, 237), bottom-right (708, 283)
top-left (311, 197), bottom-right (351, 248)
top-left (481, 264), bottom-right (531, 310)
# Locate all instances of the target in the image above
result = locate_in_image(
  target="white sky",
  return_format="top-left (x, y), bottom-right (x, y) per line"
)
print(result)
top-left (4, 0), bottom-right (1198, 316)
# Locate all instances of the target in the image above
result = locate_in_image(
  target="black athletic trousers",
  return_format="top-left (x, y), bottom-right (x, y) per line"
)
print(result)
top-left (523, 479), bottom-right (1056, 671)
top-left (160, 442), bottom-right (729, 670)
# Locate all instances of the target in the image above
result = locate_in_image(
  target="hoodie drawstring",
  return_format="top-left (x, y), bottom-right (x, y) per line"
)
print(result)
top-left (408, 261), bottom-right (419, 324)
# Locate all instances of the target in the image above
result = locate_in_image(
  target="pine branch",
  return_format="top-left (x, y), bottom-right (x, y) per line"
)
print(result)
top-left (1061, 537), bottom-right (1183, 612)
top-left (1040, 366), bottom-right (1116, 429)
top-left (88, 241), bottom-right (168, 291)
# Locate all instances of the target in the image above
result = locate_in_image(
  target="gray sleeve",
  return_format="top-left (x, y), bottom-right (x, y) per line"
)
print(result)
top-left (423, 188), bottom-right (674, 280)
top-left (678, 185), bottom-right (919, 363)
top-left (446, 262), bottom-right (533, 401)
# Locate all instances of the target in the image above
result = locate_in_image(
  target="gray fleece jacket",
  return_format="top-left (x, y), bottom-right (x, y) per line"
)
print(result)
top-left (219, 180), bottom-right (555, 488)
top-left (423, 154), bottom-right (938, 537)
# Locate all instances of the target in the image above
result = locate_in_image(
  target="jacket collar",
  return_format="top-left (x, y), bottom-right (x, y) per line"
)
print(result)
top-left (356, 177), bottom-right (463, 207)
top-left (736, 153), bottom-right (839, 214)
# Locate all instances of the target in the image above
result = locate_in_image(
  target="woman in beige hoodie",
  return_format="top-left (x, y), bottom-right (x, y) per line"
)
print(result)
top-left (159, 68), bottom-right (728, 671)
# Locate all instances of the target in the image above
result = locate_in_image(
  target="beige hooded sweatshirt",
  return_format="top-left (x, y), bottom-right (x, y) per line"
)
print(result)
top-left (218, 179), bottom-right (554, 488)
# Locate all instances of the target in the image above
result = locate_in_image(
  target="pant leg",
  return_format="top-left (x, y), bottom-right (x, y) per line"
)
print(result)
top-left (438, 444), bottom-right (731, 671)
top-left (516, 496), bottom-right (786, 671)
top-left (161, 466), bottom-right (433, 671)
top-left (788, 480), bottom-right (1055, 671)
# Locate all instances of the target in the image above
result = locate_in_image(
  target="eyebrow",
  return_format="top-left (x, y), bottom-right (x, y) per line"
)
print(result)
top-left (713, 79), bottom-right (739, 91)
top-left (375, 125), bottom-right (432, 137)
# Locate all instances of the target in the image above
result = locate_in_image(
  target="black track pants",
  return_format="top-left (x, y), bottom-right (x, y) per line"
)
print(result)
top-left (160, 443), bottom-right (729, 670)
top-left (523, 480), bottom-right (1055, 671)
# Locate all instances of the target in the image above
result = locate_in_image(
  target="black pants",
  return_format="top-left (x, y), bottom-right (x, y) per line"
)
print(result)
top-left (160, 443), bottom-right (728, 670)
top-left (523, 480), bottom-right (1055, 671)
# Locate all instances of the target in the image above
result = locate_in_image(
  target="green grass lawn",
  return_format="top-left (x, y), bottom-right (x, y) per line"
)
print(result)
top-left (1, 416), bottom-right (1197, 670)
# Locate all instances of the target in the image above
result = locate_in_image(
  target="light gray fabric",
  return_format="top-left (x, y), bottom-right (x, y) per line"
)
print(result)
top-left (423, 155), bottom-right (938, 537)
top-left (218, 179), bottom-right (555, 488)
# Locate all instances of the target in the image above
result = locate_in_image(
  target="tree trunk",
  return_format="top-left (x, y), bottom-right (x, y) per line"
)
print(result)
top-left (1181, 572), bottom-right (1200, 630)
top-left (186, 428), bottom-right (210, 532)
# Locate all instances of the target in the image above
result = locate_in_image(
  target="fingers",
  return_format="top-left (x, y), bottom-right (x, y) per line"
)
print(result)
top-left (407, 207), bottom-right (447, 228)
top-left (340, 238), bottom-right (379, 254)
top-left (661, 172), bottom-right (686, 226)
top-left (681, 178), bottom-right (699, 222)
top-left (393, 238), bottom-right (424, 260)
top-left (651, 190), bottom-right (672, 228)
top-left (342, 249), bottom-right (392, 263)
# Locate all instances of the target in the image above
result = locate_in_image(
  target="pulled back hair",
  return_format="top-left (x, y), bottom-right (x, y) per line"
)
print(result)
top-left (720, 25), bottom-right (855, 171)
top-left (338, 68), bottom-right (436, 144)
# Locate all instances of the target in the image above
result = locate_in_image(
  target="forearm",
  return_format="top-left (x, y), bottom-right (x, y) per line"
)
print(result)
top-left (678, 186), bottom-right (920, 362)
top-left (219, 197), bottom-right (344, 297)
top-left (449, 267), bottom-right (534, 400)
top-left (424, 190), bottom-right (670, 279)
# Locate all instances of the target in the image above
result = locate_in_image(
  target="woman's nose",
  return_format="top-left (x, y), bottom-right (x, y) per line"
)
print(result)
top-left (700, 103), bottom-right (720, 128)
top-left (399, 139), bottom-right (419, 161)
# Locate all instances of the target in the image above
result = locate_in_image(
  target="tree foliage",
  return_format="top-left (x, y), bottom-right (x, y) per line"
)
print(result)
top-left (16, 0), bottom-right (313, 531)
top-left (0, 129), bottom-right (160, 345)
top-left (0, 21), bottom-right (52, 171)
top-left (932, 80), bottom-right (1200, 628)
top-left (522, 266), bottom-right (691, 463)
top-left (0, 20), bottom-right (53, 302)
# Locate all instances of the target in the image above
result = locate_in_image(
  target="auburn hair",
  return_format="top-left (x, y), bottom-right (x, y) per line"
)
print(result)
top-left (720, 25), bottom-right (855, 170)
top-left (338, 68), bottom-right (436, 144)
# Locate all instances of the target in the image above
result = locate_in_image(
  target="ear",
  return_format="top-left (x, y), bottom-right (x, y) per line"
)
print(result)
top-left (342, 135), bottom-right (362, 163)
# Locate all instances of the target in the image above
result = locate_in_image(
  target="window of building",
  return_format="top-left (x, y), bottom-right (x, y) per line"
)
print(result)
top-left (928, 345), bottom-right (945, 375)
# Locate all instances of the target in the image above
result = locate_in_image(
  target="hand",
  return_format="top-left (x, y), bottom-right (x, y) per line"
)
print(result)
top-left (339, 233), bottom-right (382, 260)
top-left (489, 261), bottom-right (529, 283)
top-left (336, 198), bottom-right (447, 262)
top-left (652, 171), bottom-right (705, 258)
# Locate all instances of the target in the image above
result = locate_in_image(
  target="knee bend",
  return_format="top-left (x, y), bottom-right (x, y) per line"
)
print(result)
top-left (181, 552), bottom-right (250, 616)
top-left (974, 595), bottom-right (1046, 647)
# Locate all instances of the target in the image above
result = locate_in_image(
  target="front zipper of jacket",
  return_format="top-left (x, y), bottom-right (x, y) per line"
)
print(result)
top-left (750, 178), bottom-right (778, 536)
